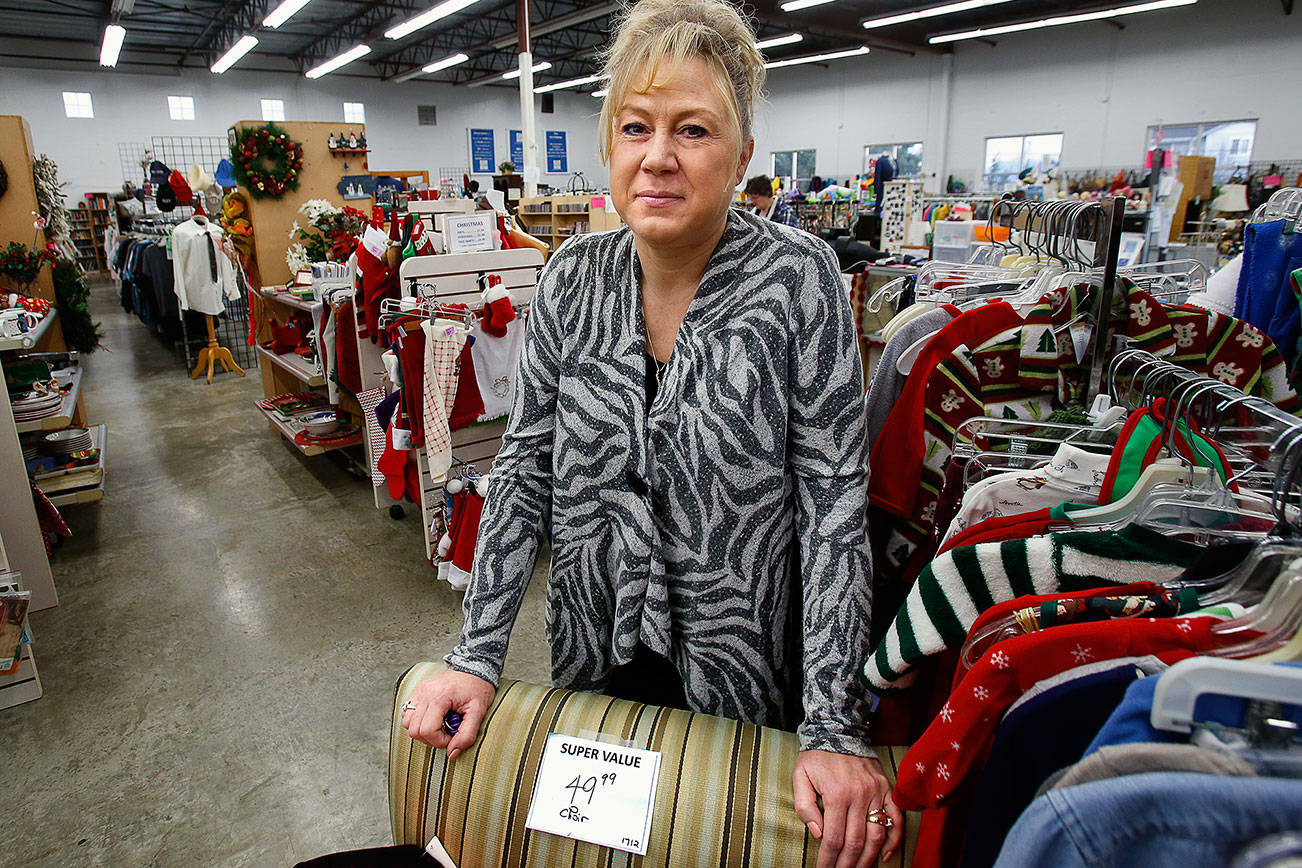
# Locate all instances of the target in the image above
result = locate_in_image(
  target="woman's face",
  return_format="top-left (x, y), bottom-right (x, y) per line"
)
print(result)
top-left (609, 57), bottom-right (753, 252)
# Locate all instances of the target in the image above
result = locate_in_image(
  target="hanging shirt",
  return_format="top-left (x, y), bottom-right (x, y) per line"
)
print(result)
top-left (863, 524), bottom-right (1204, 692)
top-left (1164, 304), bottom-right (1300, 412)
top-left (171, 217), bottom-right (239, 316)
top-left (938, 443), bottom-right (1109, 547)
top-left (446, 209), bottom-right (875, 755)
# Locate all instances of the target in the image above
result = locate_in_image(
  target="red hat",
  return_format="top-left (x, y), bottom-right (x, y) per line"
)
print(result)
top-left (167, 169), bottom-right (193, 204)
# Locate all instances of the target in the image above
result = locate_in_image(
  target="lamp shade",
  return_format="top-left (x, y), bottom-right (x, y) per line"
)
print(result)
top-left (1212, 184), bottom-right (1249, 213)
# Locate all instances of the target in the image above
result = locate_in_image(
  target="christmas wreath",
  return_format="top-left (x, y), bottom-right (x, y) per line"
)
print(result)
top-left (229, 122), bottom-right (304, 199)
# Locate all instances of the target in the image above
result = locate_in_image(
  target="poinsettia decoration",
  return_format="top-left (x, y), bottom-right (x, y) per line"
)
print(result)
top-left (0, 242), bottom-right (57, 288)
top-left (286, 199), bottom-right (365, 272)
top-left (229, 122), bottom-right (304, 200)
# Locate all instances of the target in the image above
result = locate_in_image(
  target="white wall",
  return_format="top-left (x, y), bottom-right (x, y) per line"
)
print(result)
top-left (0, 65), bottom-right (608, 200)
top-left (753, 0), bottom-right (1300, 188)
top-left (1, 0), bottom-right (1298, 200)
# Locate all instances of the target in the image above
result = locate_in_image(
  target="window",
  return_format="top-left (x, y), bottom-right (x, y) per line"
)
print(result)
top-left (771, 148), bottom-right (816, 192)
top-left (343, 102), bottom-right (365, 124)
top-left (1146, 120), bottom-right (1256, 182)
top-left (62, 91), bottom-right (93, 119)
top-left (261, 99), bottom-right (285, 122)
top-left (984, 133), bottom-right (1062, 191)
top-left (865, 142), bottom-right (924, 178)
top-left (168, 95), bottom-right (196, 121)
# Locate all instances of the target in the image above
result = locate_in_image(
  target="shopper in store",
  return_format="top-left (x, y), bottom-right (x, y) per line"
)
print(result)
top-left (401, 0), bottom-right (897, 864)
top-left (744, 174), bottom-right (800, 227)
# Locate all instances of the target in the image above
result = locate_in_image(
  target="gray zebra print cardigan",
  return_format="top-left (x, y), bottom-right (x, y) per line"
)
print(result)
top-left (446, 208), bottom-right (875, 756)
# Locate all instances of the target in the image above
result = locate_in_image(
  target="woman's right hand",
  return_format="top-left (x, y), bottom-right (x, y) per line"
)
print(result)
top-left (401, 669), bottom-right (496, 760)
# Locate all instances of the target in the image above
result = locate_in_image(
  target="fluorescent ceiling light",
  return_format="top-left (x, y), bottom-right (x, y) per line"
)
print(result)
top-left (501, 61), bottom-right (551, 80)
top-left (263, 0), bottom-right (314, 29)
top-left (536, 73), bottom-right (606, 93)
top-left (305, 43), bottom-right (371, 79)
top-left (764, 46), bottom-right (869, 69)
top-left (386, 0), bottom-right (483, 39)
top-left (592, 89), bottom-right (608, 98)
top-left (756, 33), bottom-right (804, 50)
top-left (211, 35), bottom-right (258, 74)
top-left (862, 0), bottom-right (1015, 29)
top-left (930, 0), bottom-right (1197, 43)
top-left (100, 23), bottom-right (125, 67)
top-left (779, 0), bottom-right (835, 13)
top-left (423, 52), bottom-right (470, 74)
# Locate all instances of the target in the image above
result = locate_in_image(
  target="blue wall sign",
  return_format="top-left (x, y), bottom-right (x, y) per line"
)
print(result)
top-left (468, 128), bottom-right (496, 174)
top-left (545, 130), bottom-right (568, 174)
top-left (509, 130), bottom-right (524, 169)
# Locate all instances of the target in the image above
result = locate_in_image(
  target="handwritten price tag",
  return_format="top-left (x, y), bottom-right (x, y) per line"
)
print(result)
top-left (524, 733), bottom-right (662, 855)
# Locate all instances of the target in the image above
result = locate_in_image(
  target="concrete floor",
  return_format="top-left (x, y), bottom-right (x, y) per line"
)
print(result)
top-left (1, 281), bottom-right (553, 866)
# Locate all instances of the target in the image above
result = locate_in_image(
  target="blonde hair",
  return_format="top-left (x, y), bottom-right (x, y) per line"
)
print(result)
top-left (598, 0), bottom-right (766, 163)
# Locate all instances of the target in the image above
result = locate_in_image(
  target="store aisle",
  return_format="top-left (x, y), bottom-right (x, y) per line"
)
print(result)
top-left (2, 281), bottom-right (552, 866)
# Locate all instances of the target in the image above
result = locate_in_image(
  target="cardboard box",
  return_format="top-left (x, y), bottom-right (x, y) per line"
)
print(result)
top-left (1180, 155), bottom-right (1216, 200)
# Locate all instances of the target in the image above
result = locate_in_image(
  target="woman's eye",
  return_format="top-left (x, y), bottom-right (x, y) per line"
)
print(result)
top-left (680, 125), bottom-right (708, 139)
top-left (620, 123), bottom-right (649, 136)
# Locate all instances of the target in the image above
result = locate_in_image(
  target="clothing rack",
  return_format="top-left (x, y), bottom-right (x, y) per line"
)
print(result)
top-left (984, 195), bottom-right (1129, 402)
top-left (383, 249), bottom-right (544, 562)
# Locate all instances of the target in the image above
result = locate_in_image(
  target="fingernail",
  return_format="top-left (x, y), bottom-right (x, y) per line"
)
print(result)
top-left (807, 822), bottom-right (821, 839)
top-left (448, 749), bottom-right (459, 761)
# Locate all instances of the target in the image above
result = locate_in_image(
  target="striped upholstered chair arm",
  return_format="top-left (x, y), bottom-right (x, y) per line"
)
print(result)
top-left (390, 663), bottom-right (919, 867)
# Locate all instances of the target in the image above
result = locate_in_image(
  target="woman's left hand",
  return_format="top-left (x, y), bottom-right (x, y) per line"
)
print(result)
top-left (794, 750), bottom-right (903, 868)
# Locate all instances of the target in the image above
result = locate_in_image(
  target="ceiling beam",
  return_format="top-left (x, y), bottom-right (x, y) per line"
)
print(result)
top-left (380, 0), bottom-right (614, 81)
top-left (748, 0), bottom-right (941, 55)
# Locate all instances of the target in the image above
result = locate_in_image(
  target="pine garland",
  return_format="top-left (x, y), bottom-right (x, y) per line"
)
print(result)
top-left (50, 257), bottom-right (102, 353)
top-left (229, 123), bottom-right (304, 200)
top-left (31, 154), bottom-right (72, 242)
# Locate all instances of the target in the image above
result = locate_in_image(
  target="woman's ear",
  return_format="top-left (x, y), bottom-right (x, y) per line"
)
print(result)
top-left (736, 138), bottom-right (755, 186)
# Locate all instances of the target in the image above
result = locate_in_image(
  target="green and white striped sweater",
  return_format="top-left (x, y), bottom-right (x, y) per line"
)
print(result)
top-left (861, 524), bottom-right (1203, 692)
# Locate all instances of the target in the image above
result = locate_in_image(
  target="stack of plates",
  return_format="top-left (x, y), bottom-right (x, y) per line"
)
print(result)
top-left (11, 388), bottom-right (62, 423)
top-left (41, 427), bottom-right (91, 455)
top-left (21, 441), bottom-right (38, 461)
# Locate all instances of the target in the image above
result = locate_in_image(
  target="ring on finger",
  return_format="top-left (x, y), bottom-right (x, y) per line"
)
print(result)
top-left (401, 700), bottom-right (416, 713)
top-left (867, 809), bottom-right (894, 828)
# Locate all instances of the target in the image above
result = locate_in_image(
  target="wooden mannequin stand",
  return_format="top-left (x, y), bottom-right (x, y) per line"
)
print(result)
top-left (190, 314), bottom-right (246, 384)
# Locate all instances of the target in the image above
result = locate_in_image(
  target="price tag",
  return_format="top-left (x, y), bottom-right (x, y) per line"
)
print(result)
top-left (1070, 322), bottom-right (1094, 364)
top-left (524, 733), bottom-right (662, 855)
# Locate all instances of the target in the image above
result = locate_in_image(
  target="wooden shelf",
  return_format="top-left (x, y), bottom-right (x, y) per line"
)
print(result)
top-left (15, 367), bottom-right (81, 433)
top-left (41, 423), bottom-right (106, 506)
top-left (255, 403), bottom-right (359, 456)
top-left (256, 286), bottom-right (322, 314)
top-left (257, 346), bottom-right (324, 387)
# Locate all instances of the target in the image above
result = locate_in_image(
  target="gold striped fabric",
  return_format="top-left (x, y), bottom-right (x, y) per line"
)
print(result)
top-left (390, 663), bottom-right (919, 867)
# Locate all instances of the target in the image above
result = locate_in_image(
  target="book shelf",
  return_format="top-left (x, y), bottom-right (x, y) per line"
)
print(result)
top-left (515, 194), bottom-right (622, 245)
top-left (67, 193), bottom-right (113, 275)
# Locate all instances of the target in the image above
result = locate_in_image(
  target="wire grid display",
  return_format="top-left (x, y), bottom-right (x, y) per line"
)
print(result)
top-left (119, 142), bottom-right (149, 187)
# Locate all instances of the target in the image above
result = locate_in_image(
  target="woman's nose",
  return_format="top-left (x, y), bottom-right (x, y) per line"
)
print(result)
top-left (641, 130), bottom-right (678, 174)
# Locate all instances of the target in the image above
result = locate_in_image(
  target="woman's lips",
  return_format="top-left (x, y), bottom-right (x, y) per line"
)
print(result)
top-left (636, 192), bottom-right (683, 207)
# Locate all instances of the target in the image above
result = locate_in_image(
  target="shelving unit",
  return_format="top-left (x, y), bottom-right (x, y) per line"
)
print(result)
top-left (67, 193), bottom-right (113, 275)
top-left (515, 193), bottom-right (621, 245)
top-left (257, 345), bottom-right (325, 388)
top-left (15, 367), bottom-right (80, 433)
top-left (254, 403), bottom-right (360, 456)
top-left (42, 423), bottom-right (107, 506)
top-left (0, 310), bottom-right (57, 353)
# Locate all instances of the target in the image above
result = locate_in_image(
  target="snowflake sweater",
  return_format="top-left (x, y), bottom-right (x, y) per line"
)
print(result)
top-left (892, 616), bottom-right (1241, 811)
top-left (862, 524), bottom-right (1204, 691)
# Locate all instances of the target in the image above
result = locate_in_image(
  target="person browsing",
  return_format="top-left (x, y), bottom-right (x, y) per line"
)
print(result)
top-left (745, 174), bottom-right (800, 227)
top-left (401, 1), bottom-right (898, 865)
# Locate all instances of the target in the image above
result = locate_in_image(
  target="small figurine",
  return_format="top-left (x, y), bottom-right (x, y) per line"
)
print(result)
top-left (357, 132), bottom-right (367, 150)
top-left (328, 131), bottom-right (338, 150)
top-left (347, 131), bottom-right (359, 149)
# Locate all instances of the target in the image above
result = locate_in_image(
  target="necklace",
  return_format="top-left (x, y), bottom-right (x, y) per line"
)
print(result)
top-left (645, 326), bottom-right (663, 395)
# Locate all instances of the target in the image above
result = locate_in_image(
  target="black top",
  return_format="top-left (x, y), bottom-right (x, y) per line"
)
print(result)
top-left (644, 350), bottom-right (667, 410)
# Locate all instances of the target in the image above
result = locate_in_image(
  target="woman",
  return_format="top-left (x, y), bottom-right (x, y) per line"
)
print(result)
top-left (744, 174), bottom-right (800, 227)
top-left (402, 1), bottom-right (901, 864)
